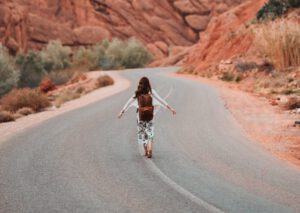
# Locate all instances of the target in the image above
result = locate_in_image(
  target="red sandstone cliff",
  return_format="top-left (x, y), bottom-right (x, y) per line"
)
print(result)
top-left (180, 0), bottom-right (267, 73)
top-left (0, 0), bottom-right (242, 58)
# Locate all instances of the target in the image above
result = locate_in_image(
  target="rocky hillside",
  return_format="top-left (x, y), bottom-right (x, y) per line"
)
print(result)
top-left (180, 0), bottom-right (266, 73)
top-left (0, 0), bottom-right (242, 58)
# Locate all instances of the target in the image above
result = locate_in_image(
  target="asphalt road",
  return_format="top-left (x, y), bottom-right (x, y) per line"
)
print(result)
top-left (0, 67), bottom-right (299, 213)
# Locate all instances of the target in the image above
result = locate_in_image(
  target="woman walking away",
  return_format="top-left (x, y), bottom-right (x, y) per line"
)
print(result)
top-left (118, 77), bottom-right (176, 158)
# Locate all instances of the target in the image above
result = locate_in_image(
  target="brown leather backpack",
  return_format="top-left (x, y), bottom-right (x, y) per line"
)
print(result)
top-left (138, 94), bottom-right (154, 122)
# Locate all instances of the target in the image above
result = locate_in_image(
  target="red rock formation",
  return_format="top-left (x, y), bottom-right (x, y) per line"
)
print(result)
top-left (0, 0), bottom-right (242, 57)
top-left (181, 0), bottom-right (267, 73)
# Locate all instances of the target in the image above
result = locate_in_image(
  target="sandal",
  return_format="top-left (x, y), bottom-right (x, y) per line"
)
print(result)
top-left (143, 144), bottom-right (148, 156)
top-left (147, 150), bottom-right (152, 158)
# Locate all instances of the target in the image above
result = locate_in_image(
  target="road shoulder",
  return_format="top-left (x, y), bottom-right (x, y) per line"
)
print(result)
top-left (0, 71), bottom-right (130, 143)
top-left (171, 72), bottom-right (300, 169)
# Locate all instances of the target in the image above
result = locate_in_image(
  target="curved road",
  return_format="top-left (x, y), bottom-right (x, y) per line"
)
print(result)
top-left (0, 68), bottom-right (299, 213)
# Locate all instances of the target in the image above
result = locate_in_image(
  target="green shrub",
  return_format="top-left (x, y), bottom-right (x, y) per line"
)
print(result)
top-left (122, 38), bottom-right (152, 68)
top-left (16, 51), bottom-right (47, 88)
top-left (72, 38), bottom-right (152, 71)
top-left (89, 42), bottom-right (107, 70)
top-left (257, 0), bottom-right (289, 20)
top-left (0, 88), bottom-right (51, 112)
top-left (102, 38), bottom-right (125, 70)
top-left (288, 0), bottom-right (300, 7)
top-left (40, 40), bottom-right (71, 72)
top-left (0, 45), bottom-right (19, 96)
top-left (73, 47), bottom-right (93, 70)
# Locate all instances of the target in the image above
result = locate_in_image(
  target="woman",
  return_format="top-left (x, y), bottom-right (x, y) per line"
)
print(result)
top-left (118, 77), bottom-right (176, 158)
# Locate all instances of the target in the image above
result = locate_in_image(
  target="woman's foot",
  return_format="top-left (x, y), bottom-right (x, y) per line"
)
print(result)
top-left (147, 150), bottom-right (152, 158)
top-left (143, 144), bottom-right (148, 156)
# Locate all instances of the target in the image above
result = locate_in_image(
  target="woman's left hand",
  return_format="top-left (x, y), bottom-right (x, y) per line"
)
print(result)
top-left (171, 108), bottom-right (176, 115)
top-left (118, 111), bottom-right (124, 119)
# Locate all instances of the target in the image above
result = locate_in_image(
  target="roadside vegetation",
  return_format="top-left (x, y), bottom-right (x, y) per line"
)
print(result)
top-left (0, 37), bottom-right (149, 123)
top-left (257, 0), bottom-right (300, 21)
top-left (209, 6), bottom-right (300, 112)
top-left (254, 19), bottom-right (300, 71)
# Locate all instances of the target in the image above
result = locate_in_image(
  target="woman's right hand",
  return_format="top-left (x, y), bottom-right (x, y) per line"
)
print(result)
top-left (118, 111), bottom-right (124, 119)
top-left (167, 105), bottom-right (176, 115)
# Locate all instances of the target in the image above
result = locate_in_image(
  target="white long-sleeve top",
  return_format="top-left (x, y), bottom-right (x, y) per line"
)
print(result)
top-left (121, 89), bottom-right (169, 113)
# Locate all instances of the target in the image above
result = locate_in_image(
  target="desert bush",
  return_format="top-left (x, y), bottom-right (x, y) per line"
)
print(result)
top-left (16, 107), bottom-right (34, 116)
top-left (75, 86), bottom-right (85, 94)
top-left (235, 61), bottom-right (257, 72)
top-left (54, 90), bottom-right (81, 108)
top-left (47, 68), bottom-right (78, 85)
top-left (254, 20), bottom-right (300, 71)
top-left (95, 75), bottom-right (114, 88)
top-left (74, 38), bottom-right (152, 71)
top-left (73, 46), bottom-right (93, 70)
top-left (220, 72), bottom-right (235, 81)
top-left (40, 40), bottom-right (71, 72)
top-left (285, 96), bottom-right (300, 109)
top-left (0, 111), bottom-right (15, 123)
top-left (122, 38), bottom-right (153, 68)
top-left (69, 73), bottom-right (87, 84)
top-left (16, 51), bottom-right (47, 88)
top-left (0, 45), bottom-right (19, 96)
top-left (257, 0), bottom-right (289, 20)
top-left (102, 38), bottom-right (125, 70)
top-left (1, 88), bottom-right (51, 112)
top-left (89, 40), bottom-right (108, 70)
top-left (288, 0), bottom-right (300, 7)
top-left (235, 74), bottom-right (243, 83)
top-left (39, 78), bottom-right (56, 93)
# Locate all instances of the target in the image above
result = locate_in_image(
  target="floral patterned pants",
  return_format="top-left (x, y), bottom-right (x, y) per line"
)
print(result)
top-left (137, 120), bottom-right (154, 145)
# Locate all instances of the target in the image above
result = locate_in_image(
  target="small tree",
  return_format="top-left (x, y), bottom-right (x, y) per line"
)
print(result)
top-left (16, 51), bottom-right (46, 88)
top-left (103, 38), bottom-right (126, 70)
top-left (40, 40), bottom-right (71, 72)
top-left (257, 0), bottom-right (289, 20)
top-left (122, 38), bottom-right (152, 68)
top-left (0, 45), bottom-right (19, 96)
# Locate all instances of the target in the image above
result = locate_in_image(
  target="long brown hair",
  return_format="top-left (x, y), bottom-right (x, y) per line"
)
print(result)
top-left (134, 77), bottom-right (152, 99)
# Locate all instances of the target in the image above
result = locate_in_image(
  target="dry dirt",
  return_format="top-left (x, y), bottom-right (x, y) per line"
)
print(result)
top-left (172, 73), bottom-right (300, 169)
top-left (0, 71), bottom-right (130, 143)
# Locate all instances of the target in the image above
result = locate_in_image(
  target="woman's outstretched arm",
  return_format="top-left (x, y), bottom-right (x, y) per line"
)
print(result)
top-left (152, 90), bottom-right (176, 115)
top-left (118, 96), bottom-right (135, 119)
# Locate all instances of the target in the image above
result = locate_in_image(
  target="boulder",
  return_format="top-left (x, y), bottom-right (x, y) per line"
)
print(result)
top-left (27, 14), bottom-right (75, 45)
top-left (173, 0), bottom-right (199, 14)
top-left (147, 43), bottom-right (165, 60)
top-left (154, 41), bottom-right (169, 55)
top-left (185, 15), bottom-right (210, 31)
top-left (74, 26), bottom-right (111, 45)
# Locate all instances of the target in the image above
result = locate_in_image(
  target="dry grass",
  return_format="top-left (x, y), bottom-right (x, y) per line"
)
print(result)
top-left (54, 90), bottom-right (81, 108)
top-left (16, 107), bottom-right (35, 116)
top-left (285, 96), bottom-right (300, 110)
top-left (0, 111), bottom-right (15, 123)
top-left (95, 75), bottom-right (114, 88)
top-left (254, 19), bottom-right (300, 71)
top-left (0, 88), bottom-right (51, 112)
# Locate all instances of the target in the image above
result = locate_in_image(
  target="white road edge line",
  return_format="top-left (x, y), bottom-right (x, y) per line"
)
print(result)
top-left (139, 85), bottom-right (224, 213)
